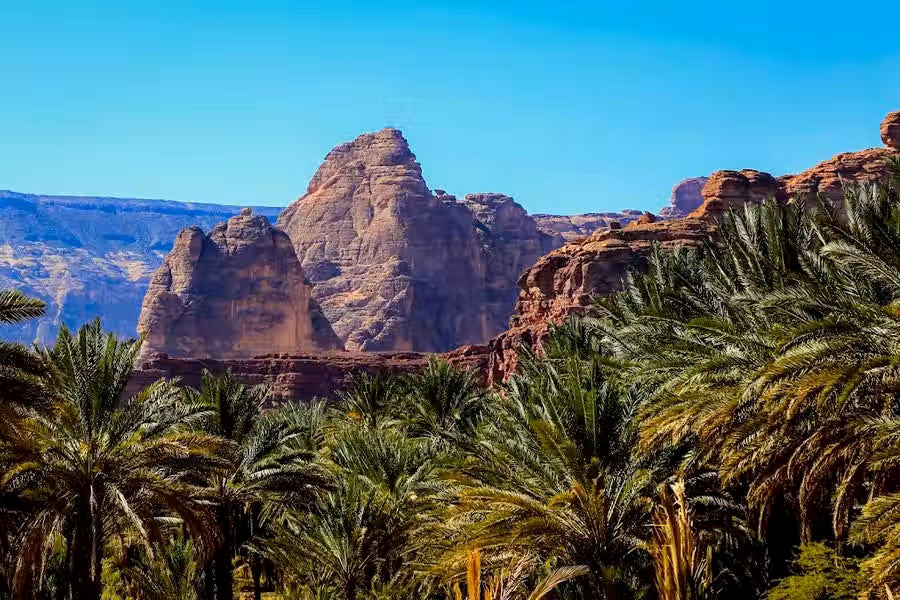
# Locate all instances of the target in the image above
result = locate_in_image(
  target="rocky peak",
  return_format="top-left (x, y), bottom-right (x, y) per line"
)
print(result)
top-left (304, 128), bottom-right (423, 196)
top-left (278, 129), bottom-right (492, 352)
top-left (137, 214), bottom-right (341, 359)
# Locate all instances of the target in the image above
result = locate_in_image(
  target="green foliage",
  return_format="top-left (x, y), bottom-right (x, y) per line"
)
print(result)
top-left (767, 543), bottom-right (859, 600)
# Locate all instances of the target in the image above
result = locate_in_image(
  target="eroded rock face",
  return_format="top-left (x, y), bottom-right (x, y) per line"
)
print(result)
top-left (462, 193), bottom-right (564, 336)
top-left (488, 216), bottom-right (713, 381)
top-left (659, 177), bottom-right (709, 218)
top-left (277, 129), bottom-right (563, 352)
top-left (489, 111), bottom-right (900, 382)
top-left (137, 211), bottom-right (341, 359)
top-left (691, 169), bottom-right (786, 218)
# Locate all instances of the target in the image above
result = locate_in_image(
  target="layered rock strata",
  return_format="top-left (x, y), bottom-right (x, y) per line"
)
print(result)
top-left (129, 345), bottom-right (489, 402)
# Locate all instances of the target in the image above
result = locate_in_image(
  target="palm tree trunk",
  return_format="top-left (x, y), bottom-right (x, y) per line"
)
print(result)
top-left (250, 504), bottom-right (262, 600)
top-left (214, 505), bottom-right (234, 600)
top-left (70, 492), bottom-right (100, 600)
top-left (251, 556), bottom-right (262, 600)
top-left (204, 561), bottom-right (216, 600)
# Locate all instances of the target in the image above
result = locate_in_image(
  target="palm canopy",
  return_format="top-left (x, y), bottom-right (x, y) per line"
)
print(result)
top-left (0, 320), bottom-right (224, 600)
top-left (185, 369), bottom-right (331, 600)
top-left (583, 166), bottom-right (900, 592)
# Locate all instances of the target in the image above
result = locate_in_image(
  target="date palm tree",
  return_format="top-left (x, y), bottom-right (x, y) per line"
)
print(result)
top-left (187, 370), bottom-right (331, 600)
top-left (0, 320), bottom-right (223, 600)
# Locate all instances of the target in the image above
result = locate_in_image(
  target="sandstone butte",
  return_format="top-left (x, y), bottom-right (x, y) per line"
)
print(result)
top-left (131, 112), bottom-right (900, 400)
top-left (136, 210), bottom-right (342, 360)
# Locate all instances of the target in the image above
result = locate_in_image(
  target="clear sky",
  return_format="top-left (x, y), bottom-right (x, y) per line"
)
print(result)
top-left (2, 1), bottom-right (899, 214)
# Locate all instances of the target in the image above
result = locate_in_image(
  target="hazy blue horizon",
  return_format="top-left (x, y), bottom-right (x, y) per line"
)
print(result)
top-left (3, 1), bottom-right (898, 214)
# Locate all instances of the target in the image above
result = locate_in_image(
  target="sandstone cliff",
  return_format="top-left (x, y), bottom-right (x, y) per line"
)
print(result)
top-left (137, 210), bottom-right (341, 359)
top-left (276, 129), bottom-right (565, 352)
top-left (489, 112), bottom-right (900, 381)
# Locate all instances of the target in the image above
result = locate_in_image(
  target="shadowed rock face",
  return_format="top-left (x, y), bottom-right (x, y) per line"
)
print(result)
top-left (277, 129), bottom-right (565, 352)
top-left (137, 211), bottom-right (341, 359)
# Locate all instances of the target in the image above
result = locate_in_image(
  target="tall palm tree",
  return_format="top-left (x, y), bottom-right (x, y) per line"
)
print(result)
top-left (188, 370), bottom-right (330, 600)
top-left (0, 320), bottom-right (222, 599)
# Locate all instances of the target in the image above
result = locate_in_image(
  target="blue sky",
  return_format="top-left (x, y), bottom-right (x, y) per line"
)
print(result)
top-left (2, 1), bottom-right (898, 214)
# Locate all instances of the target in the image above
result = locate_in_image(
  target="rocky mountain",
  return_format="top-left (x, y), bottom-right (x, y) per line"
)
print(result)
top-left (0, 191), bottom-right (281, 344)
top-left (3, 131), bottom-right (703, 353)
top-left (275, 129), bottom-right (568, 352)
top-left (137, 209), bottom-right (341, 359)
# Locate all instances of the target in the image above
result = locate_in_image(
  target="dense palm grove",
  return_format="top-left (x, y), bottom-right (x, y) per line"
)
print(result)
top-left (3, 162), bottom-right (900, 599)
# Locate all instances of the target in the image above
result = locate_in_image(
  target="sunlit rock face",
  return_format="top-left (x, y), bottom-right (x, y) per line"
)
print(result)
top-left (277, 129), bottom-right (566, 352)
top-left (137, 210), bottom-right (341, 359)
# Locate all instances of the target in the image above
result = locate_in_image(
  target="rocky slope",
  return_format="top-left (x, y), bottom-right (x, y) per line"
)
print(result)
top-left (0, 191), bottom-right (281, 344)
top-left (137, 210), bottom-right (341, 359)
top-left (276, 129), bottom-right (568, 352)
top-left (488, 112), bottom-right (900, 381)
top-left (532, 211), bottom-right (646, 241)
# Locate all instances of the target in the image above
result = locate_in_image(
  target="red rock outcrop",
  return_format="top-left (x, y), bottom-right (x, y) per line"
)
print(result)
top-left (489, 112), bottom-right (900, 382)
top-left (137, 210), bottom-right (341, 359)
top-left (277, 129), bottom-right (561, 352)
top-left (129, 345), bottom-right (489, 402)
top-left (659, 177), bottom-right (709, 218)
top-left (488, 216), bottom-right (713, 380)
top-left (462, 193), bottom-right (564, 335)
top-left (882, 111), bottom-right (900, 150)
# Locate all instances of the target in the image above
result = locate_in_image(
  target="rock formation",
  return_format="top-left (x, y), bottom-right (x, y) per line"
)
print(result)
top-left (488, 216), bottom-right (712, 380)
top-left (276, 129), bottom-right (564, 352)
top-left (489, 111), bottom-right (900, 382)
top-left (137, 210), bottom-right (341, 359)
top-left (659, 177), bottom-right (709, 218)
top-left (882, 111), bottom-right (900, 150)
top-left (462, 193), bottom-right (564, 336)
top-left (532, 211), bottom-right (646, 241)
